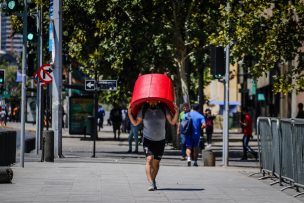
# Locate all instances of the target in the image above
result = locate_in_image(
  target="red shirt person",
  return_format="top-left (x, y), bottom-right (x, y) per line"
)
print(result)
top-left (240, 108), bottom-right (257, 160)
top-left (242, 112), bottom-right (252, 137)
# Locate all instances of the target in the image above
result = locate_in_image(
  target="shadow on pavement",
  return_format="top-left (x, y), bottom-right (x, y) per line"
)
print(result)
top-left (157, 188), bottom-right (205, 191)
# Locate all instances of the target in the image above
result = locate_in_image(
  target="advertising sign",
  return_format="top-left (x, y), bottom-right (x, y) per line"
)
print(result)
top-left (69, 96), bottom-right (94, 134)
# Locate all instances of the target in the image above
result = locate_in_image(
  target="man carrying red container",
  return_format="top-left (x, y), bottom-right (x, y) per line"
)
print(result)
top-left (128, 100), bottom-right (179, 191)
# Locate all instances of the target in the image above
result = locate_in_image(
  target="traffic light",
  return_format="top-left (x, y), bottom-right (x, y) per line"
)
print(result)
top-left (27, 53), bottom-right (36, 77)
top-left (27, 15), bottom-right (37, 41)
top-left (0, 69), bottom-right (4, 85)
top-left (210, 46), bottom-right (225, 79)
top-left (0, 0), bottom-right (22, 15)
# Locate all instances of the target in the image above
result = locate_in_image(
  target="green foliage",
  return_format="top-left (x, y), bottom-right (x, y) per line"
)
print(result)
top-left (63, 0), bottom-right (220, 104)
top-left (208, 1), bottom-right (304, 94)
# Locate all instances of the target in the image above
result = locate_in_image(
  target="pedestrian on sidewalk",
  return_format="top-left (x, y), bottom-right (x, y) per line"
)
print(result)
top-left (128, 100), bottom-right (179, 191)
top-left (97, 105), bottom-right (105, 131)
top-left (240, 107), bottom-right (257, 160)
top-left (204, 108), bottom-right (215, 149)
top-left (127, 120), bottom-right (139, 154)
top-left (110, 103), bottom-right (122, 140)
top-left (177, 103), bottom-right (190, 160)
top-left (185, 104), bottom-right (206, 167)
top-left (296, 102), bottom-right (304, 118)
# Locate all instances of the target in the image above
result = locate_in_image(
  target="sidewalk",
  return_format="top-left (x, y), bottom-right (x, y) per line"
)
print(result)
top-left (0, 162), bottom-right (302, 203)
top-left (1, 122), bottom-right (304, 202)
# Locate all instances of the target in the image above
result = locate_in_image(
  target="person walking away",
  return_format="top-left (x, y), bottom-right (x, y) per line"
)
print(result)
top-left (110, 104), bottom-right (122, 140)
top-left (177, 103), bottom-right (190, 160)
top-left (296, 103), bottom-right (304, 118)
top-left (97, 106), bottom-right (105, 131)
top-left (240, 107), bottom-right (257, 160)
top-left (128, 100), bottom-right (179, 191)
top-left (185, 104), bottom-right (206, 167)
top-left (127, 122), bottom-right (139, 153)
top-left (121, 108), bottom-right (129, 133)
top-left (205, 108), bottom-right (215, 149)
top-left (0, 107), bottom-right (5, 126)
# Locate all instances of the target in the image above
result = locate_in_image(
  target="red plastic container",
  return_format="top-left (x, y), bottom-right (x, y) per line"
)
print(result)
top-left (130, 73), bottom-right (175, 115)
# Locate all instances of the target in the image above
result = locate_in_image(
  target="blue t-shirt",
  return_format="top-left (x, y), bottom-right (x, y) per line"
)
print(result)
top-left (189, 111), bottom-right (205, 139)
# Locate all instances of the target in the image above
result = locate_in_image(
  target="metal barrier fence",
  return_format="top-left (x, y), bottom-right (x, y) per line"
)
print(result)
top-left (257, 117), bottom-right (304, 197)
top-left (271, 118), bottom-right (280, 180)
top-left (257, 117), bottom-right (273, 175)
top-left (280, 119), bottom-right (294, 185)
top-left (293, 119), bottom-right (304, 190)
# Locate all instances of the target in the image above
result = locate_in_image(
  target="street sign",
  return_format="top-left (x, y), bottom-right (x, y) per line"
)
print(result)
top-left (37, 64), bottom-right (53, 85)
top-left (85, 80), bottom-right (96, 91)
top-left (97, 80), bottom-right (117, 91)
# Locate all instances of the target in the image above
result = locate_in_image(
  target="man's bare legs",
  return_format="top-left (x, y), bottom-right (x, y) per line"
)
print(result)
top-left (145, 155), bottom-right (160, 190)
top-left (186, 148), bottom-right (192, 166)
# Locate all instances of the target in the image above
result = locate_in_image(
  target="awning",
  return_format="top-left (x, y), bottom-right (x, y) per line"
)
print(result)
top-left (208, 100), bottom-right (240, 106)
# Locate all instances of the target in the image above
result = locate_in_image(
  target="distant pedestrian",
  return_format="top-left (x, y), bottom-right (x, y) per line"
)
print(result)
top-left (121, 108), bottom-right (128, 133)
top-left (110, 103), bottom-right (122, 140)
top-left (97, 106), bottom-right (105, 131)
top-left (177, 103), bottom-right (190, 160)
top-left (128, 100), bottom-right (179, 191)
top-left (0, 106), bottom-right (6, 126)
top-left (127, 122), bottom-right (139, 154)
top-left (185, 104), bottom-right (206, 167)
top-left (204, 108), bottom-right (215, 149)
top-left (296, 103), bottom-right (304, 118)
top-left (240, 107), bottom-right (257, 160)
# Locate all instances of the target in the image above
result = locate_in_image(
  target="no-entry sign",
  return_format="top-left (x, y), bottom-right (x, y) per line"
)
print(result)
top-left (38, 64), bottom-right (53, 84)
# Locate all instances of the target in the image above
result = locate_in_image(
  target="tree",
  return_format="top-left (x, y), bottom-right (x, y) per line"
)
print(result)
top-left (208, 1), bottom-right (304, 94)
top-left (62, 0), bottom-right (220, 104)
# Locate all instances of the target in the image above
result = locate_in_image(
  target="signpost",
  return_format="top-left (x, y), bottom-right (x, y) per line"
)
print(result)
top-left (85, 80), bottom-right (95, 91)
top-left (97, 80), bottom-right (117, 91)
top-left (84, 79), bottom-right (117, 158)
top-left (85, 80), bottom-right (117, 91)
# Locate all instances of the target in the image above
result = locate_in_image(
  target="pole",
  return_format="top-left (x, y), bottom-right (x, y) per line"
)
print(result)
top-left (92, 69), bottom-right (98, 158)
top-left (20, 0), bottom-right (28, 167)
top-left (222, 3), bottom-right (230, 167)
top-left (35, 5), bottom-right (43, 154)
top-left (52, 0), bottom-right (63, 157)
top-left (38, 4), bottom-right (43, 150)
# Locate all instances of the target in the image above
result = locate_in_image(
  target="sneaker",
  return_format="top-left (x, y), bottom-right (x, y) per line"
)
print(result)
top-left (206, 144), bottom-right (212, 149)
top-left (193, 162), bottom-right (198, 167)
top-left (148, 182), bottom-right (154, 191)
top-left (153, 180), bottom-right (157, 190)
top-left (180, 157), bottom-right (186, 161)
top-left (127, 150), bottom-right (132, 153)
top-left (187, 161), bottom-right (191, 167)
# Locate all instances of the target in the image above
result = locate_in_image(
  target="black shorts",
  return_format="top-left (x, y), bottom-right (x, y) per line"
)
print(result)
top-left (143, 137), bottom-right (166, 161)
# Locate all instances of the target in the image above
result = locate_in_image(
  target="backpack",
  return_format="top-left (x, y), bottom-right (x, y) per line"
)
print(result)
top-left (180, 113), bottom-right (192, 136)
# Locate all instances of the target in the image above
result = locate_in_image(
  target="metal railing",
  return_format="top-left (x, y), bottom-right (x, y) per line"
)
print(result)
top-left (257, 117), bottom-right (304, 197)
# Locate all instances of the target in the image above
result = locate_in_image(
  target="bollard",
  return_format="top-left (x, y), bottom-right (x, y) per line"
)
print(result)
top-left (0, 167), bottom-right (13, 183)
top-left (202, 149), bottom-right (215, 166)
top-left (0, 131), bottom-right (16, 166)
top-left (43, 131), bottom-right (54, 162)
